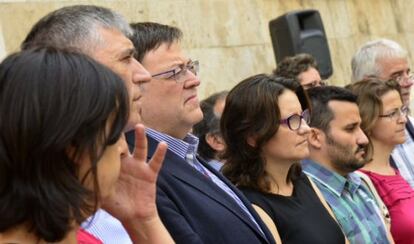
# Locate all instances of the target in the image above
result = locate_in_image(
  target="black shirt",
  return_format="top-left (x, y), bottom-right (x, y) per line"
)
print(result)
top-left (241, 173), bottom-right (345, 244)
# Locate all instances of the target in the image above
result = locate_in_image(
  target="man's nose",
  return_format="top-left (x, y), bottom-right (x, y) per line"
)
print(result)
top-left (356, 127), bottom-right (369, 145)
top-left (399, 73), bottom-right (414, 88)
top-left (183, 70), bottom-right (201, 89)
top-left (132, 58), bottom-right (151, 85)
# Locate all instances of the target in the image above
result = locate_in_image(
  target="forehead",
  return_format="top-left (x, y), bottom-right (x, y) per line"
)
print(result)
top-left (94, 28), bottom-right (134, 56)
top-left (381, 90), bottom-right (403, 109)
top-left (327, 100), bottom-right (361, 127)
top-left (298, 67), bottom-right (321, 84)
top-left (278, 90), bottom-right (301, 116)
top-left (141, 41), bottom-right (189, 72)
top-left (377, 57), bottom-right (409, 77)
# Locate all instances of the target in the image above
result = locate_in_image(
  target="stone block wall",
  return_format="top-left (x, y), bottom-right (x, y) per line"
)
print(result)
top-left (1, 0), bottom-right (413, 99)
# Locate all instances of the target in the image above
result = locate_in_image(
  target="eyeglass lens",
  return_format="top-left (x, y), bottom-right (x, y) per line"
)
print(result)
top-left (396, 73), bottom-right (414, 84)
top-left (287, 110), bottom-right (310, 130)
top-left (174, 61), bottom-right (199, 81)
top-left (381, 106), bottom-right (409, 120)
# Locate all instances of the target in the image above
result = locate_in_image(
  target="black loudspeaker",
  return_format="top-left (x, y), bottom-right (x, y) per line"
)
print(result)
top-left (269, 9), bottom-right (333, 79)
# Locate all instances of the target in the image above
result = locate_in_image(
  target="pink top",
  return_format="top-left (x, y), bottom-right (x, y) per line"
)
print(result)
top-left (77, 228), bottom-right (103, 244)
top-left (360, 169), bottom-right (414, 244)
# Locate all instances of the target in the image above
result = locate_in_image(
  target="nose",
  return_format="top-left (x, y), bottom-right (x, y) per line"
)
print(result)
top-left (399, 74), bottom-right (414, 88)
top-left (132, 58), bottom-right (151, 86)
top-left (356, 127), bottom-right (369, 145)
top-left (182, 70), bottom-right (201, 89)
top-left (299, 119), bottom-right (311, 134)
top-left (117, 134), bottom-right (129, 158)
top-left (398, 113), bottom-right (408, 124)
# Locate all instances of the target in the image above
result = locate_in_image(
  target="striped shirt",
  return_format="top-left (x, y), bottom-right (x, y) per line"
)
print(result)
top-left (83, 128), bottom-right (264, 243)
top-left (80, 129), bottom-right (203, 244)
top-left (146, 128), bottom-right (265, 236)
top-left (82, 209), bottom-right (131, 244)
top-left (302, 159), bottom-right (390, 244)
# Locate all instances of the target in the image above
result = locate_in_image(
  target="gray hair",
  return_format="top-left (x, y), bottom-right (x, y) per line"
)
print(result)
top-left (21, 5), bottom-right (132, 54)
top-left (351, 39), bottom-right (407, 82)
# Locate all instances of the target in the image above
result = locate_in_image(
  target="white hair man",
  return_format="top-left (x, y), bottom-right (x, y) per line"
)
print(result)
top-left (351, 38), bottom-right (414, 188)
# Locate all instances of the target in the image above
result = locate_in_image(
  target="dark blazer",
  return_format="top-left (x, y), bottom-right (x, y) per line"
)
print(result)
top-left (126, 131), bottom-right (275, 244)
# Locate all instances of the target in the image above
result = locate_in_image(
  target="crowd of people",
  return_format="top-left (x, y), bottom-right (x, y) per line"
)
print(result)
top-left (0, 4), bottom-right (413, 244)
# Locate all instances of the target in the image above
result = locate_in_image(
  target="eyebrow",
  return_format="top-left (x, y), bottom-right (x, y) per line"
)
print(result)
top-left (390, 71), bottom-right (403, 77)
top-left (117, 48), bottom-right (136, 59)
top-left (390, 68), bottom-right (409, 78)
top-left (164, 59), bottom-right (192, 70)
top-left (303, 80), bottom-right (319, 85)
top-left (383, 106), bottom-right (403, 113)
top-left (343, 121), bottom-right (359, 129)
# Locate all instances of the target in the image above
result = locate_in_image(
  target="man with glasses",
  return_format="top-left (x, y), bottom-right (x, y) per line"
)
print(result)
top-left (122, 22), bottom-right (275, 244)
top-left (351, 39), bottom-right (414, 188)
top-left (302, 86), bottom-right (393, 244)
top-left (273, 53), bottom-right (325, 90)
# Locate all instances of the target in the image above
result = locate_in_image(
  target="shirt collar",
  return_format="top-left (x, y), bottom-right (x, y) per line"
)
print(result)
top-left (302, 159), bottom-right (362, 196)
top-left (146, 127), bottom-right (199, 160)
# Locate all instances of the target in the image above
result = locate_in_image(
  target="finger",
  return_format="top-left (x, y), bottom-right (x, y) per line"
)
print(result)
top-left (148, 141), bottom-right (168, 174)
top-left (133, 123), bottom-right (147, 160)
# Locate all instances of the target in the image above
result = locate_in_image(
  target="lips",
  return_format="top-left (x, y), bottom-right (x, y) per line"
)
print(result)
top-left (297, 139), bottom-right (308, 146)
top-left (355, 145), bottom-right (365, 155)
top-left (355, 151), bottom-right (365, 160)
top-left (396, 128), bottom-right (406, 133)
top-left (185, 95), bottom-right (198, 103)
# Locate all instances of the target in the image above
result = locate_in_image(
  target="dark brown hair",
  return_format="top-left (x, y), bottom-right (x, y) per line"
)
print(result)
top-left (193, 91), bottom-right (228, 160)
top-left (129, 22), bottom-right (183, 62)
top-left (273, 53), bottom-right (318, 80)
top-left (0, 47), bottom-right (129, 242)
top-left (221, 74), bottom-right (307, 193)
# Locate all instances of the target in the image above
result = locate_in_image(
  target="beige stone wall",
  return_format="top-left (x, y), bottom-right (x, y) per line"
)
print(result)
top-left (1, 0), bottom-right (414, 99)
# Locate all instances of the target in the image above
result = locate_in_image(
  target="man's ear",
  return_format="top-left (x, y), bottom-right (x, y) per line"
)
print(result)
top-left (206, 133), bottom-right (226, 152)
top-left (308, 128), bottom-right (323, 149)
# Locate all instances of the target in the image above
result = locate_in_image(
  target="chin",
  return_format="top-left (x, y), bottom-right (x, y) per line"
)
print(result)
top-left (354, 160), bottom-right (367, 170)
top-left (191, 110), bottom-right (204, 124)
top-left (396, 138), bottom-right (406, 145)
top-left (298, 151), bottom-right (309, 159)
top-left (125, 115), bottom-right (140, 130)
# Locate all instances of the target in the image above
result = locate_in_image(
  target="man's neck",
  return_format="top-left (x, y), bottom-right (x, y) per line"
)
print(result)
top-left (308, 154), bottom-right (348, 177)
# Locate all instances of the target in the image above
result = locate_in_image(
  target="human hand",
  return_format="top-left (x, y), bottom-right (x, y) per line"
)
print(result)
top-left (102, 124), bottom-right (167, 223)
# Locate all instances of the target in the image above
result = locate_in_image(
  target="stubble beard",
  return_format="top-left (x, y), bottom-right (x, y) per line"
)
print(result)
top-left (325, 132), bottom-right (368, 174)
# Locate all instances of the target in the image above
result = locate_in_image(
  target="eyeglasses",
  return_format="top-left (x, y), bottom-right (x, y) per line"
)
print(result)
top-left (379, 106), bottom-right (409, 120)
top-left (393, 73), bottom-right (414, 86)
top-left (280, 109), bottom-right (310, 131)
top-left (302, 80), bottom-right (326, 90)
top-left (151, 60), bottom-right (199, 83)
